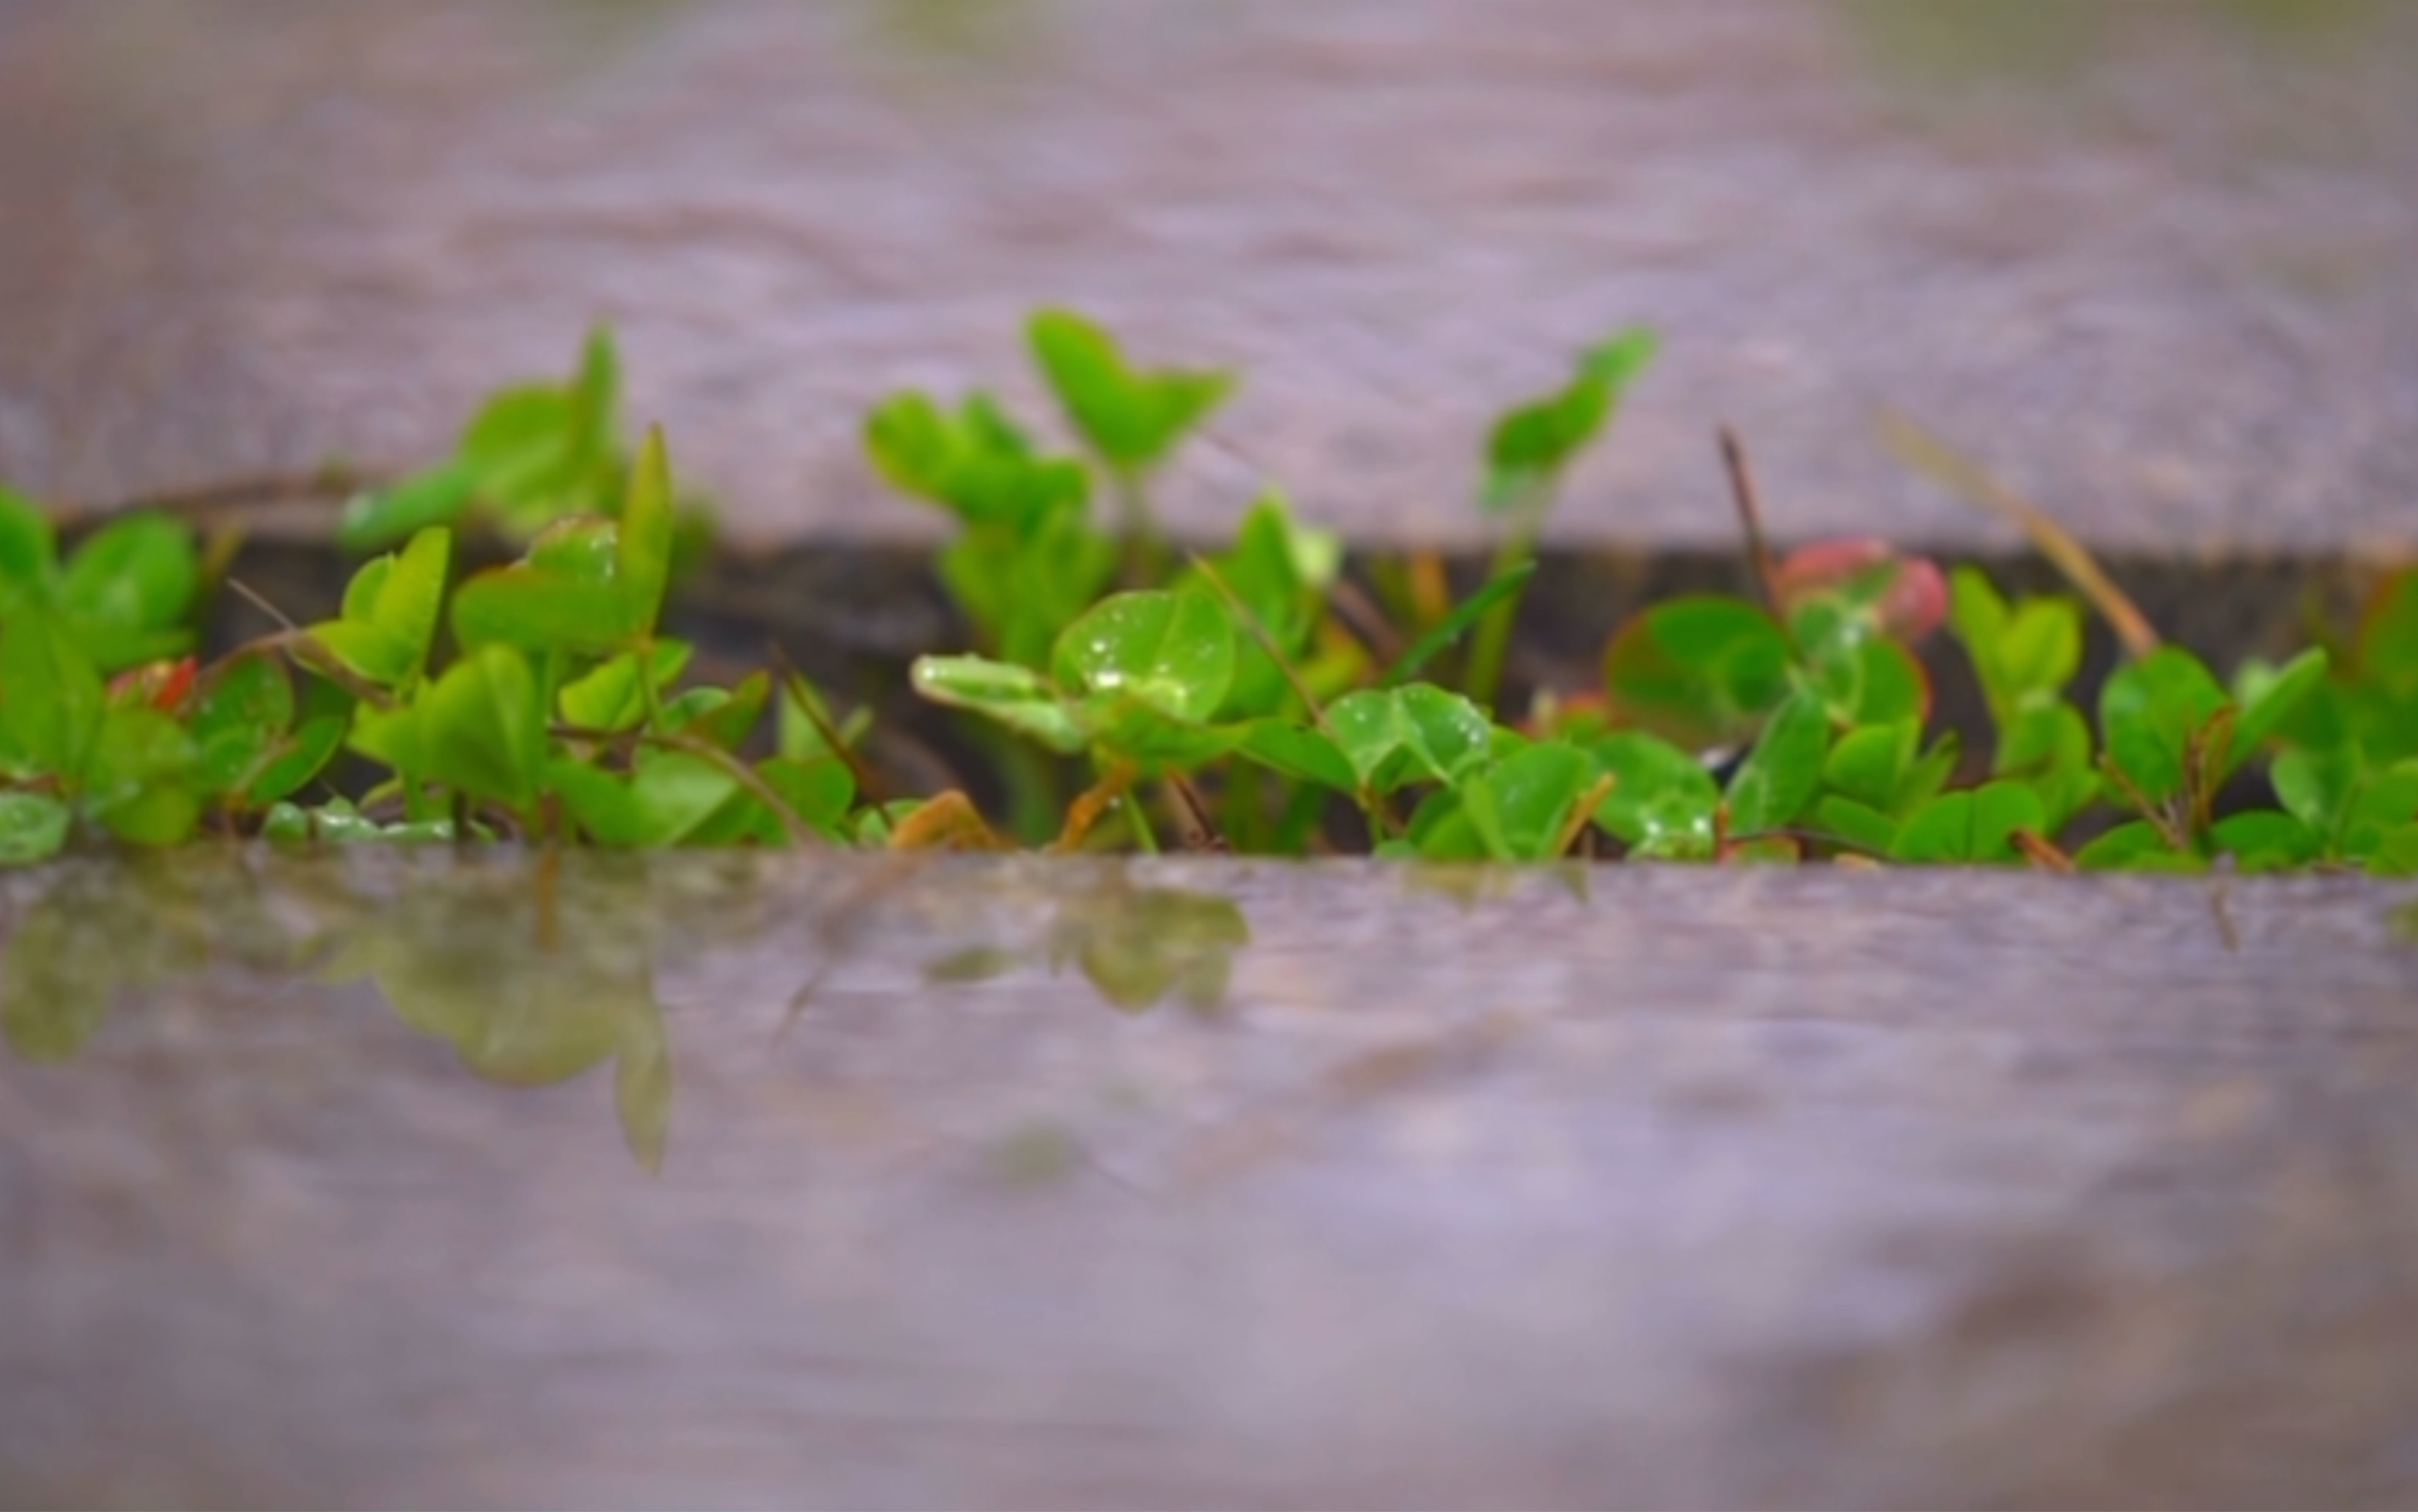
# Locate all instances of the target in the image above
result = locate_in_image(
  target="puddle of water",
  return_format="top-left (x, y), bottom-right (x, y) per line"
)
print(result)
top-left (3, 2), bottom-right (2414, 553)
top-left (4, 848), bottom-right (2417, 1503)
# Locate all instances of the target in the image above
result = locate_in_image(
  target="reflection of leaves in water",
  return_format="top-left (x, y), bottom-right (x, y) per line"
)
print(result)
top-left (0, 852), bottom-right (680, 1173)
top-left (316, 877), bottom-right (675, 1173)
top-left (1052, 886), bottom-right (1249, 1012)
top-left (2, 904), bottom-right (113, 1062)
top-left (924, 876), bottom-right (1250, 1013)
top-left (1, 857), bottom-right (294, 1062)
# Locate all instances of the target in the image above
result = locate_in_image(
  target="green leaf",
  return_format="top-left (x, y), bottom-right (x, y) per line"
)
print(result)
top-left (1052, 589), bottom-right (1234, 724)
top-left (910, 654), bottom-right (1089, 754)
top-left (757, 754), bottom-right (856, 838)
top-left (1457, 741), bottom-right (1597, 861)
top-left (57, 511), bottom-right (198, 669)
top-left (1325, 690), bottom-right (1404, 788)
top-left (1724, 691), bottom-right (1830, 835)
top-left (192, 653), bottom-right (295, 796)
top-left (2368, 825), bottom-right (2418, 877)
top-left (248, 674), bottom-right (353, 804)
top-left (1322, 685), bottom-right (1494, 792)
top-left (2073, 818), bottom-right (2204, 872)
top-left (560, 642), bottom-right (691, 732)
top-left (1234, 721), bottom-right (1356, 791)
top-left (624, 751), bottom-right (741, 845)
top-left (549, 760), bottom-right (647, 847)
top-left (419, 643), bottom-right (545, 812)
top-left (0, 791), bottom-right (71, 866)
top-left (310, 528), bottom-right (452, 686)
top-left (1391, 685), bottom-right (1495, 787)
top-left (866, 391), bottom-right (1092, 532)
top-left (1822, 721), bottom-right (1917, 813)
top-left (0, 485), bottom-right (59, 591)
top-left (1583, 730), bottom-right (1719, 858)
top-left (338, 459), bottom-right (480, 552)
top-left (0, 606), bottom-right (103, 781)
top-left (375, 526), bottom-right (453, 669)
top-left (1810, 794), bottom-right (1898, 856)
top-left (85, 705), bottom-right (201, 845)
top-left (1602, 596), bottom-right (1794, 750)
top-left (451, 565), bottom-right (631, 657)
top-left (662, 670), bottom-right (769, 751)
top-left (1481, 327), bottom-right (1658, 508)
top-left (1028, 308), bottom-right (1234, 474)
top-left (1803, 635), bottom-right (1930, 728)
top-left (937, 508), bottom-right (1118, 670)
top-left (1889, 781), bottom-right (2042, 863)
top-left (1949, 568), bottom-right (2082, 731)
top-left (2099, 646), bottom-right (2230, 808)
top-left (2209, 810), bottom-right (2322, 873)
top-left (1382, 560), bottom-right (1538, 687)
top-left (617, 426), bottom-right (676, 640)
top-left (2342, 761), bottom-right (2418, 860)
top-left (2226, 646), bottom-right (2326, 778)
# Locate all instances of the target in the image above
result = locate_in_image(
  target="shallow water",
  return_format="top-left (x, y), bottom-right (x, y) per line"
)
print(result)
top-left (5, 849), bottom-right (2417, 1505)
top-left (3, 1), bottom-right (2415, 552)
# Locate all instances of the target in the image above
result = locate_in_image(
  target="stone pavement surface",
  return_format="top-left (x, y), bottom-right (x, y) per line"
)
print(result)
top-left (2, 851), bottom-right (2416, 1507)
top-left (2, 1), bottom-right (2415, 552)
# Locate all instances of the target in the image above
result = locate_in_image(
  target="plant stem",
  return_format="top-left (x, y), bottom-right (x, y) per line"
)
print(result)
top-left (1113, 470), bottom-right (1170, 585)
top-left (1461, 504), bottom-right (1544, 717)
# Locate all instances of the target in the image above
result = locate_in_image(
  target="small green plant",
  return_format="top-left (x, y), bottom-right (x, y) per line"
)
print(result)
top-left (340, 326), bottom-right (637, 551)
top-left (0, 310), bottom-right (2410, 878)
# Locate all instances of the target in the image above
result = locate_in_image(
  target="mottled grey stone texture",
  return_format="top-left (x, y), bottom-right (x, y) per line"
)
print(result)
top-left (2, 852), bottom-right (2415, 1507)
top-left (2, 2), bottom-right (2415, 553)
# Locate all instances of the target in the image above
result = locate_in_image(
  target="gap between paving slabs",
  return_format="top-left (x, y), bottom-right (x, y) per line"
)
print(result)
top-left (7, 310), bottom-right (2416, 876)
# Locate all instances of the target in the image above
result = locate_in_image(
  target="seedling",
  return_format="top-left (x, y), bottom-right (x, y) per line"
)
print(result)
top-left (0, 312), bottom-right (2408, 879)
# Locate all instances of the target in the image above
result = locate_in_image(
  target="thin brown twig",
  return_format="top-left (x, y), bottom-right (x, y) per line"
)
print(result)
top-left (222, 576), bottom-right (301, 633)
top-left (767, 642), bottom-right (885, 803)
top-left (1188, 552), bottom-right (1400, 841)
top-left (2012, 828), bottom-right (2077, 874)
top-left (1187, 554), bottom-right (1335, 734)
top-left (1325, 576), bottom-right (1406, 666)
top-left (650, 731), bottom-right (822, 848)
top-left (1163, 772), bottom-right (1228, 852)
top-left (1876, 407), bottom-right (2160, 660)
top-left (1718, 426), bottom-right (1785, 613)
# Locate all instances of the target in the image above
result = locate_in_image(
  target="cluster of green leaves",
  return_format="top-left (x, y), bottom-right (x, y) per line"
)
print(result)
top-left (341, 326), bottom-right (674, 552)
top-left (0, 429), bottom-right (874, 868)
top-left (0, 309), bottom-right (2412, 875)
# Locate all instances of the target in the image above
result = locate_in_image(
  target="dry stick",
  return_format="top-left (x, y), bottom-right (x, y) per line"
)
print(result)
top-left (1550, 773), bottom-right (1617, 860)
top-left (2012, 828), bottom-right (2077, 874)
top-left (775, 849), bottom-right (938, 1046)
top-left (767, 642), bottom-right (885, 804)
top-left (650, 731), bottom-right (822, 849)
top-left (1187, 555), bottom-right (1334, 733)
top-left (1876, 407), bottom-right (2160, 660)
top-left (222, 576), bottom-right (302, 633)
top-left (1163, 772), bottom-right (1228, 852)
top-left (889, 788), bottom-right (1014, 852)
top-left (1052, 761), bottom-right (1138, 854)
top-left (1325, 576), bottom-right (1406, 667)
top-left (1717, 426), bottom-right (1786, 612)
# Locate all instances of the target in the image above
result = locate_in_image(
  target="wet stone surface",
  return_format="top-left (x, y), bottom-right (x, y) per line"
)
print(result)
top-left (2, 850), bottom-right (2416, 1507)
top-left (3, 2), bottom-right (2417, 553)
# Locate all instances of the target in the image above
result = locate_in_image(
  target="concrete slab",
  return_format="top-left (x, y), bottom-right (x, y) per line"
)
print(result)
top-left (3, 2), bottom-right (2415, 553)
top-left (3, 850), bottom-right (2415, 1507)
